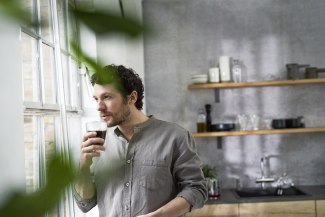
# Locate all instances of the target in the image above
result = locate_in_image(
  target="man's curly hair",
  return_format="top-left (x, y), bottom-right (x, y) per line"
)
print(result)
top-left (90, 64), bottom-right (144, 110)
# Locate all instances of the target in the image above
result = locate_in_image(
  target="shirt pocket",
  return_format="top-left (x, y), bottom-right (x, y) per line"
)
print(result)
top-left (139, 160), bottom-right (170, 191)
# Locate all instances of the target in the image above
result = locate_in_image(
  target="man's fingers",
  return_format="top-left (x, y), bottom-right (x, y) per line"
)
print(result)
top-left (82, 144), bottom-right (105, 153)
top-left (82, 132), bottom-right (97, 142)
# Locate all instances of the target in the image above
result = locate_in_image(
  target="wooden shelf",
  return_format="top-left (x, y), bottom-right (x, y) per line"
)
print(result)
top-left (188, 78), bottom-right (325, 89)
top-left (192, 127), bottom-right (325, 137)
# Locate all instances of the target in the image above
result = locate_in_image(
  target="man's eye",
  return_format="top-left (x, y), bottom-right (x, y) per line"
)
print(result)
top-left (103, 95), bottom-right (111, 100)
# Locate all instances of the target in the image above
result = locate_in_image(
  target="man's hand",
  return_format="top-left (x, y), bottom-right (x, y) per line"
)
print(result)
top-left (136, 212), bottom-right (159, 217)
top-left (136, 196), bottom-right (191, 217)
top-left (136, 215), bottom-right (154, 217)
top-left (80, 131), bottom-right (106, 169)
top-left (75, 131), bottom-right (105, 200)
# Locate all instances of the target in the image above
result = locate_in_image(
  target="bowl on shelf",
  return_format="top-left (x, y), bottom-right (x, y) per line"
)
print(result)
top-left (272, 118), bottom-right (305, 129)
top-left (191, 74), bottom-right (208, 84)
top-left (211, 123), bottom-right (236, 131)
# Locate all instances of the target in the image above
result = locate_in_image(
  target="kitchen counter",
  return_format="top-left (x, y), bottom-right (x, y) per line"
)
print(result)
top-left (206, 185), bottom-right (325, 204)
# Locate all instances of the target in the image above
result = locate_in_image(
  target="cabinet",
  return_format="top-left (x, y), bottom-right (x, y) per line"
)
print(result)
top-left (188, 78), bottom-right (325, 137)
top-left (188, 200), bottom-right (319, 217)
top-left (186, 204), bottom-right (238, 217)
top-left (239, 201), bottom-right (315, 217)
top-left (316, 200), bottom-right (325, 217)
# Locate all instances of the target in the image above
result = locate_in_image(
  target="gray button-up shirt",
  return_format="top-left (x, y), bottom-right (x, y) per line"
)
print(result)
top-left (74, 116), bottom-right (207, 217)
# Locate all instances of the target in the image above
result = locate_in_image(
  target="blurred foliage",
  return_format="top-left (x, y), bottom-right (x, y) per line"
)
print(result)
top-left (70, 40), bottom-right (124, 93)
top-left (0, 0), bottom-right (39, 27)
top-left (0, 154), bottom-right (75, 217)
top-left (0, 0), bottom-right (145, 74)
top-left (0, 0), bottom-right (145, 216)
top-left (70, 39), bottom-right (105, 75)
top-left (70, 3), bottom-right (144, 37)
top-left (68, 0), bottom-right (144, 72)
top-left (202, 164), bottom-right (217, 179)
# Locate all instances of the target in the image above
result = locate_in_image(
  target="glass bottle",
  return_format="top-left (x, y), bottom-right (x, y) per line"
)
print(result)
top-left (205, 104), bottom-right (212, 132)
top-left (232, 59), bottom-right (244, 83)
top-left (197, 108), bottom-right (207, 132)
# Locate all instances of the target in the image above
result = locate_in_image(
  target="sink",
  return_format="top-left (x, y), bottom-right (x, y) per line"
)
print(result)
top-left (233, 186), bottom-right (308, 198)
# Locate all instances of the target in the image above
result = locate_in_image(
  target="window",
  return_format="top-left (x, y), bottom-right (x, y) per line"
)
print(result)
top-left (21, 0), bottom-right (82, 216)
top-left (21, 32), bottom-right (40, 103)
top-left (24, 116), bottom-right (39, 193)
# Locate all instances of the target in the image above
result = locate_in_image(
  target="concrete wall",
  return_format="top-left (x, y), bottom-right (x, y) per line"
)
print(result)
top-left (143, 0), bottom-right (325, 188)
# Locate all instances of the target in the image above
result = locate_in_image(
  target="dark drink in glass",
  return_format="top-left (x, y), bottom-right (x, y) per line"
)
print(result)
top-left (86, 121), bottom-right (107, 147)
top-left (93, 130), bottom-right (107, 140)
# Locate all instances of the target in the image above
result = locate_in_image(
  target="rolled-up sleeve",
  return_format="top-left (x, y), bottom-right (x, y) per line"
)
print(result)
top-left (173, 131), bottom-right (208, 210)
top-left (72, 185), bottom-right (97, 213)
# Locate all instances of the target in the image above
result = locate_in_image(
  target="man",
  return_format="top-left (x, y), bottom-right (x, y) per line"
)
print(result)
top-left (74, 65), bottom-right (207, 217)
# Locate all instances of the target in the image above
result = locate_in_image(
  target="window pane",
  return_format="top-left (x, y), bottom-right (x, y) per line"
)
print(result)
top-left (57, 0), bottom-right (68, 50)
top-left (68, 6), bottom-right (78, 47)
top-left (21, 0), bottom-right (37, 33)
top-left (43, 116), bottom-right (56, 163)
top-left (67, 115), bottom-right (81, 164)
top-left (70, 59), bottom-right (81, 109)
top-left (40, 0), bottom-right (53, 43)
top-left (61, 54), bottom-right (71, 107)
top-left (21, 32), bottom-right (40, 102)
top-left (24, 116), bottom-right (40, 193)
top-left (43, 115), bottom-right (59, 217)
top-left (42, 43), bottom-right (57, 104)
top-left (62, 191), bottom-right (72, 217)
top-left (43, 115), bottom-right (58, 217)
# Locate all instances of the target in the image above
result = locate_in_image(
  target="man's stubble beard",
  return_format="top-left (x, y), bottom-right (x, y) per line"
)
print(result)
top-left (107, 104), bottom-right (131, 128)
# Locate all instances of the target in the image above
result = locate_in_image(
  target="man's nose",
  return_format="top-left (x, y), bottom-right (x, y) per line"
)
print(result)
top-left (97, 100), bottom-right (106, 111)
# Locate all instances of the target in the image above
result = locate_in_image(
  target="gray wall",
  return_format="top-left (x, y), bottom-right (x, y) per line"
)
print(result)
top-left (143, 0), bottom-right (325, 188)
top-left (0, 15), bottom-right (25, 203)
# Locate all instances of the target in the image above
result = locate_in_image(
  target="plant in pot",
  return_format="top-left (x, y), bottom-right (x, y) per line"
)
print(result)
top-left (202, 164), bottom-right (220, 200)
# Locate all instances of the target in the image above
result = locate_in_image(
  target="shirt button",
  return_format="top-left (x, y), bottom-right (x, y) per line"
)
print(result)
top-left (125, 205), bottom-right (129, 210)
top-left (125, 182), bottom-right (130, 187)
top-left (126, 159), bottom-right (131, 164)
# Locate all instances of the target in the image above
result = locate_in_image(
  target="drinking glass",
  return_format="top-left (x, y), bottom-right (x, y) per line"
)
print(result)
top-left (263, 118), bottom-right (272, 130)
top-left (236, 114), bottom-right (249, 131)
top-left (86, 121), bottom-right (107, 151)
top-left (249, 114), bottom-right (260, 130)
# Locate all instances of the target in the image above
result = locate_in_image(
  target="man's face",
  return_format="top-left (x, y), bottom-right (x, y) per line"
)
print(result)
top-left (93, 83), bottom-right (131, 127)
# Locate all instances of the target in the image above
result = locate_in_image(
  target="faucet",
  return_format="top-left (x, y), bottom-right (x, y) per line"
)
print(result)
top-left (255, 157), bottom-right (275, 189)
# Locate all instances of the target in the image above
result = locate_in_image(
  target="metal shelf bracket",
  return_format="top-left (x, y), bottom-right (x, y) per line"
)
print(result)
top-left (217, 137), bottom-right (222, 149)
top-left (214, 88), bottom-right (220, 103)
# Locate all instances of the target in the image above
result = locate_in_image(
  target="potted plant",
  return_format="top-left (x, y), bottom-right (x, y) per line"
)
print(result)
top-left (202, 164), bottom-right (220, 199)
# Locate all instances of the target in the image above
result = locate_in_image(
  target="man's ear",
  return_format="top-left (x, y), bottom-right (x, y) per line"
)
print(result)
top-left (128, 91), bottom-right (138, 105)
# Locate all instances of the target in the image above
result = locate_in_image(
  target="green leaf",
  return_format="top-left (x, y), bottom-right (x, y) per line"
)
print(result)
top-left (0, 0), bottom-right (40, 28)
top-left (70, 40), bottom-right (105, 75)
top-left (70, 40), bottom-right (125, 94)
top-left (0, 154), bottom-right (75, 217)
top-left (202, 164), bottom-right (217, 178)
top-left (70, 6), bottom-right (144, 37)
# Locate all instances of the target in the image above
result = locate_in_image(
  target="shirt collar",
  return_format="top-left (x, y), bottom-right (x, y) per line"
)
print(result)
top-left (113, 115), bottom-right (155, 136)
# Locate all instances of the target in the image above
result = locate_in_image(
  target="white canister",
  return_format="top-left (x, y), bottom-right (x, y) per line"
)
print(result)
top-left (219, 56), bottom-right (231, 82)
top-left (208, 67), bottom-right (220, 82)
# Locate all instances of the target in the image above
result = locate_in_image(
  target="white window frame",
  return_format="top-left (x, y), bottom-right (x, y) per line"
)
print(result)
top-left (21, 0), bottom-right (82, 216)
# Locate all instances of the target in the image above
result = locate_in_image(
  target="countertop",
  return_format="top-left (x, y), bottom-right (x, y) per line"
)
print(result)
top-left (206, 185), bottom-right (325, 204)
